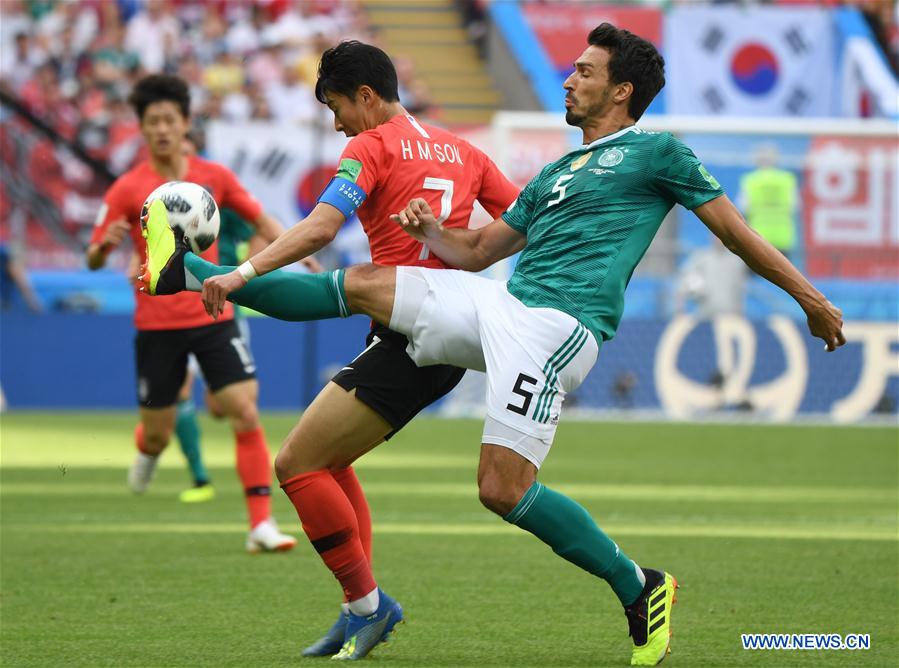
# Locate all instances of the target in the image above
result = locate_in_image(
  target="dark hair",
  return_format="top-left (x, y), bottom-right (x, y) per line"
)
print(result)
top-left (128, 74), bottom-right (191, 120)
top-left (587, 23), bottom-right (665, 121)
top-left (315, 40), bottom-right (399, 104)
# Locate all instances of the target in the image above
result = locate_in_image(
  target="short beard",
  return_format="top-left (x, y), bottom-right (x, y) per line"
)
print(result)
top-left (565, 89), bottom-right (612, 128)
top-left (565, 110), bottom-right (585, 127)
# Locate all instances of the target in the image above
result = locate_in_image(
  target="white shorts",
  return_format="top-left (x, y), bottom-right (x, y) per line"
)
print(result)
top-left (390, 267), bottom-right (598, 468)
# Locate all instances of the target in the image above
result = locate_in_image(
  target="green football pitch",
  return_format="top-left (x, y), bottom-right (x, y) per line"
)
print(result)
top-left (1, 412), bottom-right (896, 667)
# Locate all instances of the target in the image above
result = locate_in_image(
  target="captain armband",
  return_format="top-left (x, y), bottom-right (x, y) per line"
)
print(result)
top-left (317, 177), bottom-right (368, 220)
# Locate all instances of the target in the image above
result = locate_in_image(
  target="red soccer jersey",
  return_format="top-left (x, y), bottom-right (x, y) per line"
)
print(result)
top-left (92, 156), bottom-right (263, 331)
top-left (332, 114), bottom-right (518, 268)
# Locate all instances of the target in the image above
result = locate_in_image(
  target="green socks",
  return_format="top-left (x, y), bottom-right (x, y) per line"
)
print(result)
top-left (505, 482), bottom-right (645, 606)
top-left (175, 398), bottom-right (208, 486)
top-left (183, 253), bottom-right (349, 321)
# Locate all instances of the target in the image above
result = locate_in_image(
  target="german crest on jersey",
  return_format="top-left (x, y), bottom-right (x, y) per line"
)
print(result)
top-left (598, 148), bottom-right (625, 167)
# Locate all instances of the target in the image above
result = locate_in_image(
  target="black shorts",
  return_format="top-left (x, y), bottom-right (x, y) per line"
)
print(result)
top-left (332, 324), bottom-right (465, 439)
top-left (135, 320), bottom-right (256, 408)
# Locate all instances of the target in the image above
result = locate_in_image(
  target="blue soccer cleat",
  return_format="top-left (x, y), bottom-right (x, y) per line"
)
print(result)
top-left (302, 611), bottom-right (349, 657)
top-left (331, 589), bottom-right (404, 661)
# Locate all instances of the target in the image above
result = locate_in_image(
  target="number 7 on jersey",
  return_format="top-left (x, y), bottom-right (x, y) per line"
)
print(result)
top-left (418, 177), bottom-right (454, 260)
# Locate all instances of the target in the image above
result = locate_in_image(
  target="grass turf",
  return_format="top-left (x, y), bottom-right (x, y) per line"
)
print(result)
top-left (1, 412), bottom-right (896, 667)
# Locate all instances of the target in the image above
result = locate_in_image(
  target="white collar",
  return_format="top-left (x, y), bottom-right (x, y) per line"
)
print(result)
top-left (582, 125), bottom-right (639, 150)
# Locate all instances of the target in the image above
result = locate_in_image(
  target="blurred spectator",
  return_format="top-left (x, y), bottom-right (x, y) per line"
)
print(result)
top-left (395, 56), bottom-right (434, 117)
top-left (738, 144), bottom-right (799, 263)
top-left (266, 65), bottom-right (317, 123)
top-left (245, 28), bottom-right (286, 89)
top-left (0, 32), bottom-right (47, 93)
top-left (0, 1), bottom-right (33, 50)
top-left (227, 4), bottom-right (268, 56)
top-left (92, 22), bottom-right (140, 90)
top-left (0, 242), bottom-right (44, 312)
top-left (221, 82), bottom-right (254, 121)
top-left (272, 0), bottom-right (337, 49)
top-left (675, 237), bottom-right (747, 318)
top-left (193, 12), bottom-right (229, 66)
top-left (0, 0), bottom-right (380, 270)
top-left (124, 0), bottom-right (179, 73)
top-left (250, 89), bottom-right (275, 121)
top-left (36, 0), bottom-right (98, 57)
top-left (204, 51), bottom-right (245, 96)
top-left (297, 32), bottom-right (337, 88)
top-left (177, 54), bottom-right (208, 114)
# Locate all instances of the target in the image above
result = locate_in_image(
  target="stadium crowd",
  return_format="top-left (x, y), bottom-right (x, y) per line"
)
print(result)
top-left (0, 0), bottom-right (435, 263)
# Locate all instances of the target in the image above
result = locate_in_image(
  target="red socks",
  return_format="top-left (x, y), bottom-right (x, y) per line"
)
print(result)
top-left (134, 422), bottom-right (150, 455)
top-left (331, 466), bottom-right (373, 565)
top-left (235, 427), bottom-right (272, 528)
top-left (281, 470), bottom-right (376, 602)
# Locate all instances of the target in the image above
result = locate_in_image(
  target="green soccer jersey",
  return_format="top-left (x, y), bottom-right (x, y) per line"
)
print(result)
top-left (502, 126), bottom-right (724, 345)
top-left (217, 208), bottom-right (256, 267)
top-left (218, 208), bottom-right (256, 319)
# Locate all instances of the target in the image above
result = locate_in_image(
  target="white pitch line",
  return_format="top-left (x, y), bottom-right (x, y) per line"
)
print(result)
top-left (2, 481), bottom-right (895, 504)
top-left (4, 521), bottom-right (896, 542)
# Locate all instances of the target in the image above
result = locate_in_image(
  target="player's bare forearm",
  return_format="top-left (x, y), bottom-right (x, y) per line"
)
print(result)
top-left (426, 225), bottom-right (522, 272)
top-left (696, 196), bottom-right (845, 350)
top-left (392, 199), bottom-right (525, 271)
top-left (696, 197), bottom-right (820, 309)
top-left (245, 203), bottom-right (343, 276)
top-left (87, 219), bottom-right (130, 271)
top-left (86, 244), bottom-right (108, 270)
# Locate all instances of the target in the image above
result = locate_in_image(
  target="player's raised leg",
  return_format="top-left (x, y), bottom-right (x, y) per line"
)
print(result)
top-left (141, 204), bottom-right (397, 326)
top-left (276, 383), bottom-right (403, 660)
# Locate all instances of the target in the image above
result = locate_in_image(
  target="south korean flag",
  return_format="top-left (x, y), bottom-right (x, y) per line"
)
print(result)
top-left (665, 6), bottom-right (835, 117)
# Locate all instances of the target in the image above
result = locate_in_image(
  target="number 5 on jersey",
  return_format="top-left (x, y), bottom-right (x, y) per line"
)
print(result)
top-left (547, 174), bottom-right (574, 207)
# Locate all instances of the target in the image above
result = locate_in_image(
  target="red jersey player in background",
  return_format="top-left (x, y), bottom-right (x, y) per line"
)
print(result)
top-left (86, 74), bottom-right (297, 553)
top-left (197, 41), bottom-right (519, 660)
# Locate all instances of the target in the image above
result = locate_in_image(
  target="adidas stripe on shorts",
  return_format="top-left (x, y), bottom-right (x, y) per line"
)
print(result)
top-left (390, 267), bottom-right (598, 468)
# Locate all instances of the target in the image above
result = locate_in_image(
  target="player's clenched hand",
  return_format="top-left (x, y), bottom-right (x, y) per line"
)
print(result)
top-left (805, 298), bottom-right (846, 352)
top-left (101, 219), bottom-right (131, 250)
top-left (201, 270), bottom-right (246, 319)
top-left (390, 198), bottom-right (442, 241)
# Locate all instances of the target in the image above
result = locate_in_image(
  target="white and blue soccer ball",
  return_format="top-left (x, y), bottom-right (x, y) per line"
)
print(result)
top-left (143, 181), bottom-right (220, 254)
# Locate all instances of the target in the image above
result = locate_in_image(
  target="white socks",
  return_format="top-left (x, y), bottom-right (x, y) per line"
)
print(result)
top-left (347, 587), bottom-right (379, 616)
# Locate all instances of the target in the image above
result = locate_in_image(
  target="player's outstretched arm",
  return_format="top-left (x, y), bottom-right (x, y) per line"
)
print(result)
top-left (391, 198), bottom-right (526, 272)
top-left (694, 195), bottom-right (845, 351)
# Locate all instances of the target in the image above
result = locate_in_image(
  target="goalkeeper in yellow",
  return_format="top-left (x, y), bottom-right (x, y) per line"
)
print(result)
top-left (141, 25), bottom-right (844, 666)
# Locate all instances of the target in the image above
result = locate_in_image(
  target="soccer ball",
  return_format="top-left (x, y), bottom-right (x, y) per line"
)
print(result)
top-left (143, 181), bottom-right (220, 254)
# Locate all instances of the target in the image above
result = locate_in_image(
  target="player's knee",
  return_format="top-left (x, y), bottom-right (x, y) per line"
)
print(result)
top-left (274, 439), bottom-right (317, 481)
top-left (344, 264), bottom-right (392, 311)
top-left (478, 477), bottom-right (519, 517)
top-left (228, 400), bottom-right (259, 432)
top-left (205, 392), bottom-right (226, 420)
top-left (142, 428), bottom-right (170, 454)
top-left (273, 446), bottom-right (294, 482)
